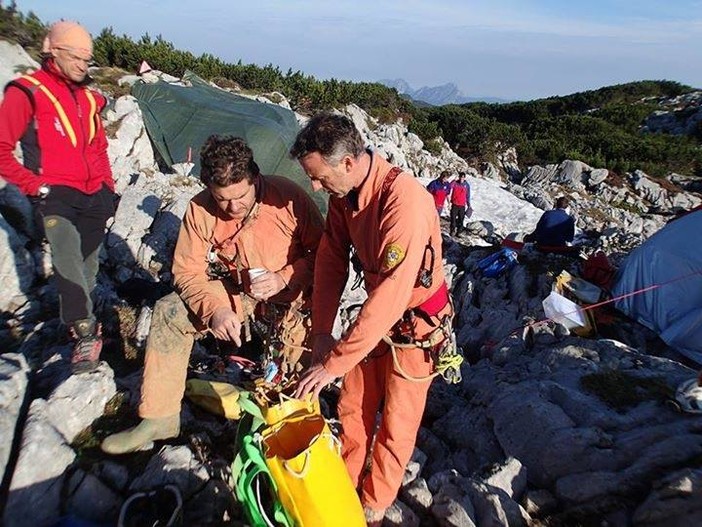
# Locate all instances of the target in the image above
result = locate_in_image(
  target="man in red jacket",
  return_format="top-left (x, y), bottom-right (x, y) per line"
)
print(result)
top-left (449, 172), bottom-right (471, 237)
top-left (0, 21), bottom-right (115, 373)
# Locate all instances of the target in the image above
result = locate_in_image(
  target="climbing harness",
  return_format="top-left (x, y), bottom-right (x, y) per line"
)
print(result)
top-left (383, 312), bottom-right (463, 384)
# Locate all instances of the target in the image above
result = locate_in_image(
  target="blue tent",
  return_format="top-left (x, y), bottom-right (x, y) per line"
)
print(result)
top-left (612, 209), bottom-right (702, 363)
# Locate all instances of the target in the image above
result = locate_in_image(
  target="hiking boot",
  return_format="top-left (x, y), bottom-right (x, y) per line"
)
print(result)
top-left (70, 319), bottom-right (103, 374)
top-left (363, 506), bottom-right (385, 527)
top-left (101, 415), bottom-right (180, 455)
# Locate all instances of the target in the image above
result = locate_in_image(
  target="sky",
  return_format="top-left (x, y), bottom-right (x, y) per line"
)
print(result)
top-left (16, 0), bottom-right (702, 101)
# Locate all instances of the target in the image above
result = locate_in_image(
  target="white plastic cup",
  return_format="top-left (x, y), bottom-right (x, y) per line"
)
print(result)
top-left (248, 268), bottom-right (266, 280)
top-left (243, 267), bottom-right (267, 294)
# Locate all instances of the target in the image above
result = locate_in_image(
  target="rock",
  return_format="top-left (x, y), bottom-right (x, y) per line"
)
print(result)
top-left (118, 74), bottom-right (140, 87)
top-left (497, 147), bottom-right (521, 181)
top-left (401, 477), bottom-right (434, 511)
top-left (0, 353), bottom-right (28, 485)
top-left (183, 479), bottom-right (239, 526)
top-left (481, 162), bottom-right (501, 181)
top-left (65, 469), bottom-right (122, 524)
top-left (106, 175), bottom-right (163, 279)
top-left (521, 164), bottom-right (558, 187)
top-left (93, 460), bottom-right (130, 493)
top-left (418, 429), bottom-right (453, 476)
top-left (0, 213), bottom-right (35, 314)
top-left (479, 457), bottom-right (527, 501)
top-left (106, 97), bottom-right (157, 191)
top-left (467, 481), bottom-right (530, 527)
top-left (522, 489), bottom-right (558, 517)
top-left (430, 406), bottom-right (504, 475)
top-left (384, 500), bottom-right (420, 527)
top-left (137, 187), bottom-right (199, 278)
top-left (633, 468), bottom-right (702, 527)
top-left (629, 170), bottom-right (667, 210)
top-left (45, 362), bottom-right (116, 443)
top-left (587, 168), bottom-right (609, 186)
top-left (0, 178), bottom-right (37, 239)
top-left (431, 478), bottom-right (477, 527)
top-left (3, 399), bottom-right (76, 527)
top-left (556, 160), bottom-right (590, 190)
top-left (129, 445), bottom-right (210, 499)
top-left (0, 41), bottom-right (39, 90)
top-left (403, 447), bottom-right (428, 486)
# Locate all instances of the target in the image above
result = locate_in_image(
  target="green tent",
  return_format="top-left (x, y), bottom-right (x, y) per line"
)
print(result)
top-left (131, 72), bottom-right (327, 213)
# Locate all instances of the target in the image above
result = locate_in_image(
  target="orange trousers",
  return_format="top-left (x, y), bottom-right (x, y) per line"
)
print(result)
top-left (338, 340), bottom-right (434, 511)
top-left (139, 292), bottom-right (206, 418)
top-left (139, 288), bottom-right (310, 418)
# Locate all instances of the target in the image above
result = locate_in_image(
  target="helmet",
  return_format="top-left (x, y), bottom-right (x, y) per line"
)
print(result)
top-left (674, 377), bottom-right (702, 414)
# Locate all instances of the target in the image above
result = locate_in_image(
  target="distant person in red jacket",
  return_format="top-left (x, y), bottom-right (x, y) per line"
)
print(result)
top-left (449, 172), bottom-right (471, 236)
top-left (426, 170), bottom-right (451, 215)
top-left (0, 21), bottom-right (115, 373)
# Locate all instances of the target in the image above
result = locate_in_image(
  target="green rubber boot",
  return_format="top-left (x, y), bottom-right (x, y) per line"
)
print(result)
top-left (101, 415), bottom-right (180, 455)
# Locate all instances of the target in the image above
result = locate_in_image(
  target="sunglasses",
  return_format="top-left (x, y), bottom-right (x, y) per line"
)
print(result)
top-left (54, 47), bottom-right (94, 65)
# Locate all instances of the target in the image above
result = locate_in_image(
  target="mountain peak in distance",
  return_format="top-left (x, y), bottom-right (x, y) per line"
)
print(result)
top-left (378, 78), bottom-right (508, 105)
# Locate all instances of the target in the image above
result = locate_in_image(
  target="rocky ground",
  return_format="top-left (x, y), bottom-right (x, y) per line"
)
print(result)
top-left (1, 41), bottom-right (701, 526)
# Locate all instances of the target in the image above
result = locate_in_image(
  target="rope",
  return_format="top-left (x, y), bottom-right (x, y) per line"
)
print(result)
top-left (386, 338), bottom-right (439, 383)
top-left (382, 321), bottom-right (464, 384)
top-left (490, 268), bottom-right (702, 349)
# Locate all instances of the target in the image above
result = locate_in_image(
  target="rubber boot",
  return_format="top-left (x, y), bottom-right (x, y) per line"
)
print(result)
top-left (101, 415), bottom-right (180, 454)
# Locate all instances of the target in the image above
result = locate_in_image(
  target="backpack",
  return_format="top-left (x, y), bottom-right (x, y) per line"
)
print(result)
top-left (581, 251), bottom-right (615, 291)
top-left (477, 248), bottom-right (519, 278)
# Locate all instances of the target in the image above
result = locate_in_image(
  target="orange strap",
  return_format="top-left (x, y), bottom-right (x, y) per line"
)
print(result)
top-left (84, 89), bottom-right (98, 143)
top-left (21, 75), bottom-right (101, 146)
top-left (21, 75), bottom-right (77, 147)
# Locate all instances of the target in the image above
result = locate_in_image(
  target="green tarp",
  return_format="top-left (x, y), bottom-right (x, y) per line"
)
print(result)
top-left (131, 72), bottom-right (327, 213)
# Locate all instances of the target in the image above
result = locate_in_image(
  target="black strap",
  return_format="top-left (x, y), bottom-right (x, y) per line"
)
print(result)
top-left (6, 80), bottom-right (37, 111)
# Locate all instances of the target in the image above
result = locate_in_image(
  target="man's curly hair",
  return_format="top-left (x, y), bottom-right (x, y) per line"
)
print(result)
top-left (200, 135), bottom-right (260, 187)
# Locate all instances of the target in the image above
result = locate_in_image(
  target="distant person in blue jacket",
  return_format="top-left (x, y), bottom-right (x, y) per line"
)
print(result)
top-left (426, 171), bottom-right (451, 215)
top-left (526, 196), bottom-right (575, 246)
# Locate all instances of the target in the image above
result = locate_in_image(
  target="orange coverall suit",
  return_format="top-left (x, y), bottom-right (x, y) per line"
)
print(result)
top-left (139, 175), bottom-right (324, 418)
top-left (313, 153), bottom-right (452, 510)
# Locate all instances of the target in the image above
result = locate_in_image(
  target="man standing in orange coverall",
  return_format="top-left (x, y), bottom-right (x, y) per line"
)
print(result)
top-left (102, 135), bottom-right (323, 454)
top-left (292, 114), bottom-right (453, 525)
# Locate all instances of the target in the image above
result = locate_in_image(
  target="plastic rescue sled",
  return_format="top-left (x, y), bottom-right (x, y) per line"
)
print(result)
top-left (185, 379), bottom-right (243, 419)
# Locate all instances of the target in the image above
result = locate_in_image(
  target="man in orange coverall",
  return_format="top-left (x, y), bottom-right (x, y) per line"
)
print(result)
top-left (291, 114), bottom-right (453, 525)
top-left (102, 135), bottom-right (323, 454)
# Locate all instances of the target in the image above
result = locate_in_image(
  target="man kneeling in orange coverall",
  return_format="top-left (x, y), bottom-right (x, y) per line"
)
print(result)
top-left (101, 135), bottom-right (323, 454)
top-left (291, 114), bottom-right (454, 526)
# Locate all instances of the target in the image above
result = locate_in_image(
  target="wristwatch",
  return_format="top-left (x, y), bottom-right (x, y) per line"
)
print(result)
top-left (37, 185), bottom-right (50, 199)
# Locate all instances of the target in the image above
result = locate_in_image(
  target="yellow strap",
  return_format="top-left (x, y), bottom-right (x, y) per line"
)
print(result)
top-left (84, 89), bottom-right (97, 143)
top-left (21, 75), bottom-right (77, 148)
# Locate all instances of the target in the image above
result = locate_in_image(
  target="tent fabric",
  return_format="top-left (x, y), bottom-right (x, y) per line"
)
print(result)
top-left (131, 72), bottom-right (327, 214)
top-left (612, 210), bottom-right (702, 363)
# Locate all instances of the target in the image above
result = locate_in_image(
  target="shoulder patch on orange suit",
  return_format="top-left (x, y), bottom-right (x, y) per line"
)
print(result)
top-left (381, 243), bottom-right (405, 272)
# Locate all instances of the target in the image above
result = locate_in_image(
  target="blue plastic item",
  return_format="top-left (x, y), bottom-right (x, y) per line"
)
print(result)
top-left (477, 248), bottom-right (518, 278)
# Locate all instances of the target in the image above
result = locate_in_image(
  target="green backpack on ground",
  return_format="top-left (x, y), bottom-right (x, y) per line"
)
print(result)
top-left (230, 393), bottom-right (293, 527)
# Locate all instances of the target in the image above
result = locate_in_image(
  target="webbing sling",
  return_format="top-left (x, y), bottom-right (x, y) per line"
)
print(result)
top-left (20, 75), bottom-right (77, 147)
top-left (231, 392), bottom-right (293, 527)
